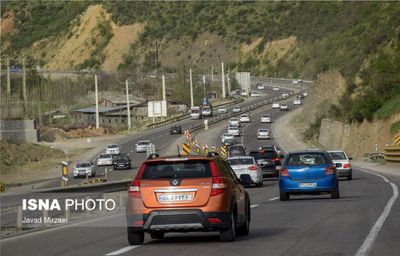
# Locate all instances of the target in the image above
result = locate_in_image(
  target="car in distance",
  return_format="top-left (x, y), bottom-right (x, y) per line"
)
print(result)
top-left (106, 144), bottom-right (121, 155)
top-left (260, 114), bottom-right (271, 123)
top-left (126, 155), bottom-right (251, 244)
top-left (249, 149), bottom-right (281, 178)
top-left (293, 98), bottom-right (302, 105)
top-left (228, 144), bottom-right (247, 157)
top-left (281, 92), bottom-right (290, 98)
top-left (328, 150), bottom-right (353, 180)
top-left (272, 102), bottom-right (281, 109)
top-left (280, 103), bottom-right (289, 111)
top-left (227, 156), bottom-right (263, 187)
top-left (279, 150), bottom-right (339, 201)
top-left (232, 106), bottom-right (241, 113)
top-left (136, 140), bottom-right (152, 153)
top-left (73, 161), bottom-right (95, 178)
top-left (302, 91), bottom-right (309, 97)
top-left (229, 117), bottom-right (241, 127)
top-left (250, 91), bottom-right (260, 97)
top-left (273, 87), bottom-right (280, 91)
top-left (257, 128), bottom-right (270, 140)
top-left (218, 107), bottom-right (227, 114)
top-left (113, 155), bottom-right (132, 170)
top-left (223, 138), bottom-right (238, 147)
top-left (239, 114), bottom-right (250, 123)
top-left (257, 83), bottom-right (265, 90)
top-left (227, 125), bottom-right (240, 136)
top-left (190, 107), bottom-right (202, 119)
top-left (221, 133), bottom-right (234, 143)
top-left (97, 153), bottom-right (113, 166)
top-left (170, 125), bottom-right (182, 135)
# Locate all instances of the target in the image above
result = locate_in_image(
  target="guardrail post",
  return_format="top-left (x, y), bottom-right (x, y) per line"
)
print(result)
top-left (16, 206), bottom-right (23, 229)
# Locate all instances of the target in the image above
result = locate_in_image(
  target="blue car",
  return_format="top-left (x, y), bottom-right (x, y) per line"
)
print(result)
top-left (279, 150), bottom-right (339, 201)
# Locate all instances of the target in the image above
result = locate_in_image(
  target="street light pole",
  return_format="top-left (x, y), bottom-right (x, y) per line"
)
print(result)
top-left (189, 68), bottom-right (194, 108)
top-left (125, 80), bottom-right (131, 129)
top-left (95, 74), bottom-right (99, 129)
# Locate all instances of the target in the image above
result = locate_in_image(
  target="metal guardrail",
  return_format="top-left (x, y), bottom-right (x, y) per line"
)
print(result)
top-left (368, 152), bottom-right (385, 160)
top-left (384, 146), bottom-right (400, 162)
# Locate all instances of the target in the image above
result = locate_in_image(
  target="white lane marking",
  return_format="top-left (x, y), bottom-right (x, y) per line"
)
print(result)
top-left (250, 204), bottom-right (259, 208)
top-left (268, 197), bottom-right (279, 201)
top-left (106, 246), bottom-right (140, 255)
top-left (355, 168), bottom-right (399, 256)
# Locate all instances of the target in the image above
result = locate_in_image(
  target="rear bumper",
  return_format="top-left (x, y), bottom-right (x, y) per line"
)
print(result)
top-left (261, 166), bottom-right (279, 177)
top-left (337, 168), bottom-right (352, 177)
top-left (127, 210), bottom-right (230, 232)
top-left (257, 135), bottom-right (270, 139)
top-left (279, 176), bottom-right (337, 193)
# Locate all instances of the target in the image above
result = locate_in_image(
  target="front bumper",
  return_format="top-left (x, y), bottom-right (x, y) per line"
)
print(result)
top-left (127, 210), bottom-right (231, 232)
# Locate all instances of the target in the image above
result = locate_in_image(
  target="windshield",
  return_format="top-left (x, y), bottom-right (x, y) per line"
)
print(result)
top-left (227, 158), bottom-right (253, 166)
top-left (108, 145), bottom-right (118, 148)
top-left (287, 153), bottom-right (329, 166)
top-left (142, 160), bottom-right (211, 179)
top-left (329, 152), bottom-right (347, 160)
top-left (249, 151), bottom-right (277, 160)
top-left (138, 141), bottom-right (150, 145)
top-left (76, 163), bottom-right (91, 167)
top-left (114, 156), bottom-right (129, 161)
top-left (259, 129), bottom-right (269, 132)
top-left (99, 154), bottom-right (111, 159)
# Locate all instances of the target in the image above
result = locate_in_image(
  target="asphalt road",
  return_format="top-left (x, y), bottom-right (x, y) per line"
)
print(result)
top-left (1, 85), bottom-right (399, 256)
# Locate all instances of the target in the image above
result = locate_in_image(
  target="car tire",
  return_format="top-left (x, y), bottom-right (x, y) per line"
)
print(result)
top-left (220, 209), bottom-right (236, 242)
top-left (348, 172), bottom-right (353, 180)
top-left (127, 227), bottom-right (144, 245)
top-left (331, 185), bottom-right (340, 199)
top-left (280, 191), bottom-right (289, 201)
top-left (150, 231), bottom-right (165, 240)
top-left (237, 200), bottom-right (250, 236)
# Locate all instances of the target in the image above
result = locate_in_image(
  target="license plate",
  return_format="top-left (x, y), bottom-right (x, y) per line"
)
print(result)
top-left (158, 194), bottom-right (193, 202)
top-left (300, 183), bottom-right (317, 188)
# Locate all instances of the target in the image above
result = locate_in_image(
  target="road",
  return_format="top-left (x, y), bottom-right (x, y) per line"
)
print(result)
top-left (1, 81), bottom-right (399, 255)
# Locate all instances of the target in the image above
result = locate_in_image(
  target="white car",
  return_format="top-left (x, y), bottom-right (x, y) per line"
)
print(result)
top-left (257, 128), bottom-right (270, 139)
top-left (328, 150), bottom-right (353, 180)
top-left (250, 91), bottom-right (260, 97)
top-left (229, 117), bottom-right (240, 127)
top-left (240, 114), bottom-right (250, 123)
top-left (97, 153), bottom-right (113, 166)
top-left (280, 103), bottom-right (289, 111)
top-left (281, 92), bottom-right (289, 98)
top-left (232, 106), bottom-right (241, 113)
top-left (221, 133), bottom-right (234, 143)
top-left (136, 140), bottom-right (152, 153)
top-left (227, 125), bottom-right (240, 136)
top-left (293, 98), bottom-right (302, 105)
top-left (105, 144), bottom-right (121, 155)
top-left (257, 84), bottom-right (265, 90)
top-left (272, 102), bottom-right (281, 109)
top-left (302, 91), bottom-right (309, 97)
top-left (73, 161), bottom-right (95, 178)
top-left (273, 87), bottom-right (280, 91)
top-left (261, 114), bottom-right (271, 123)
top-left (218, 107), bottom-right (227, 114)
top-left (227, 156), bottom-right (263, 187)
top-left (240, 90), bottom-right (248, 97)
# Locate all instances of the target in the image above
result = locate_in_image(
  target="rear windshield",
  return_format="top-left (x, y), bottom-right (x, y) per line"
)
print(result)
top-left (138, 141), bottom-right (149, 145)
top-left (229, 147), bottom-right (245, 155)
top-left (329, 152), bottom-right (347, 160)
top-left (287, 153), bottom-right (329, 166)
top-left (249, 151), bottom-right (277, 159)
top-left (115, 156), bottom-right (129, 161)
top-left (99, 154), bottom-right (111, 158)
top-left (227, 158), bottom-right (253, 166)
top-left (76, 163), bottom-right (91, 167)
top-left (108, 145), bottom-right (118, 148)
top-left (141, 160), bottom-right (211, 179)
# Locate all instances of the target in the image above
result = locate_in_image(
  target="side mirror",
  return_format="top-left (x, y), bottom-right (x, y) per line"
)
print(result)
top-left (239, 174), bottom-right (253, 186)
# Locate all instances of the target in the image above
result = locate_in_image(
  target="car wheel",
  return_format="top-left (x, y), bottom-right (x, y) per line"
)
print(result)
top-left (150, 231), bottom-right (165, 240)
top-left (331, 185), bottom-right (340, 199)
top-left (220, 209), bottom-right (236, 242)
top-left (348, 172), bottom-right (353, 180)
top-left (237, 201), bottom-right (250, 236)
top-left (127, 227), bottom-right (144, 245)
top-left (280, 191), bottom-right (290, 201)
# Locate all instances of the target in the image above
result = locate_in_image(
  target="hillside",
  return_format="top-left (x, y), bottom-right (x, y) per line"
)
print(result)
top-left (1, 1), bottom-right (400, 126)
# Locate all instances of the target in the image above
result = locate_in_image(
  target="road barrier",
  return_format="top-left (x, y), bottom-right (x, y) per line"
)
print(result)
top-left (384, 145), bottom-right (400, 162)
top-left (182, 143), bottom-right (191, 155)
top-left (395, 134), bottom-right (400, 145)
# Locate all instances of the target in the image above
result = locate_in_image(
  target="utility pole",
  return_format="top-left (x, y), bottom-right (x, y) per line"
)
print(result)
top-left (125, 80), bottom-right (131, 129)
top-left (95, 74), bottom-right (99, 129)
top-left (189, 68), bottom-right (194, 108)
top-left (221, 62), bottom-right (226, 99)
top-left (203, 75), bottom-right (206, 99)
top-left (6, 57), bottom-right (10, 100)
top-left (211, 65), bottom-right (214, 83)
top-left (22, 57), bottom-right (27, 113)
top-left (227, 71), bottom-right (231, 95)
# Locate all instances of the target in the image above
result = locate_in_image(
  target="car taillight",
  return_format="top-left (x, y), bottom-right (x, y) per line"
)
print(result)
top-left (280, 168), bottom-right (289, 177)
top-left (272, 158), bottom-right (280, 162)
top-left (208, 218), bottom-right (222, 224)
top-left (325, 165), bottom-right (335, 175)
top-left (343, 163), bottom-right (351, 168)
top-left (248, 165), bottom-right (258, 171)
top-left (129, 179), bottom-right (141, 198)
top-left (210, 161), bottom-right (226, 196)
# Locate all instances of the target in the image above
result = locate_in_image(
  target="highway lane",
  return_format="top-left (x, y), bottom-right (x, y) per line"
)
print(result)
top-left (2, 94), bottom-right (400, 256)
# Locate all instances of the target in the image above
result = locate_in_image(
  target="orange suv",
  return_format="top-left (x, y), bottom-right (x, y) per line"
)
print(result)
top-left (126, 155), bottom-right (251, 244)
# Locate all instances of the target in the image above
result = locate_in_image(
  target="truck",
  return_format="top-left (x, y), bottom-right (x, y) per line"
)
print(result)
top-left (201, 104), bottom-right (213, 117)
top-left (190, 107), bottom-right (202, 119)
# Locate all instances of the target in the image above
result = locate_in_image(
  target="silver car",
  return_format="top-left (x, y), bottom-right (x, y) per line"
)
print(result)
top-left (328, 150), bottom-right (353, 180)
top-left (227, 156), bottom-right (263, 187)
top-left (136, 140), bottom-right (152, 153)
top-left (229, 117), bottom-right (241, 127)
top-left (106, 144), bottom-right (121, 155)
top-left (97, 153), bottom-right (113, 166)
top-left (73, 161), bottom-right (95, 178)
top-left (227, 125), bottom-right (240, 136)
top-left (257, 128), bottom-right (270, 139)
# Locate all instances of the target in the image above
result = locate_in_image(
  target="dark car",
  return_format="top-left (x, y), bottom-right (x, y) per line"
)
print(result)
top-left (170, 125), bottom-right (182, 135)
top-left (113, 155), bottom-right (132, 170)
top-left (249, 149), bottom-right (282, 178)
top-left (229, 144), bottom-right (247, 157)
top-left (223, 138), bottom-right (238, 147)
